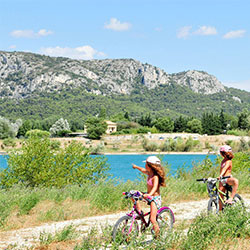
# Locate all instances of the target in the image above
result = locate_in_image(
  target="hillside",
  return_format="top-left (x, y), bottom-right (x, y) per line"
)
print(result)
top-left (0, 51), bottom-right (249, 123)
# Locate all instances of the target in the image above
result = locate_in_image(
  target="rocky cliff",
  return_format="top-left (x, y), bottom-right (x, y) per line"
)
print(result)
top-left (0, 51), bottom-right (226, 98)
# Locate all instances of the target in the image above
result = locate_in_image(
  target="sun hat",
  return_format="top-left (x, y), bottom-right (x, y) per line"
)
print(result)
top-left (143, 156), bottom-right (161, 164)
top-left (219, 145), bottom-right (232, 153)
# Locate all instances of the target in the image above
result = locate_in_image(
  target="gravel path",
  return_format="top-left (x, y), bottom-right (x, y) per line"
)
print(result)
top-left (0, 198), bottom-right (249, 249)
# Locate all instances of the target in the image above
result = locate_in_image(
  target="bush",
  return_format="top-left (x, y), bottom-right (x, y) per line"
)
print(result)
top-left (2, 138), bottom-right (16, 147)
top-left (49, 118), bottom-right (71, 137)
top-left (136, 126), bottom-right (151, 134)
top-left (0, 117), bottom-right (22, 139)
top-left (85, 117), bottom-right (107, 139)
top-left (227, 129), bottom-right (248, 136)
top-left (0, 137), bottom-right (110, 188)
top-left (26, 129), bottom-right (50, 138)
top-left (142, 139), bottom-right (158, 151)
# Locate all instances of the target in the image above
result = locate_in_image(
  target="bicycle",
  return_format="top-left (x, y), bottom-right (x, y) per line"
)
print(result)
top-left (196, 176), bottom-right (244, 214)
top-left (112, 190), bottom-right (175, 243)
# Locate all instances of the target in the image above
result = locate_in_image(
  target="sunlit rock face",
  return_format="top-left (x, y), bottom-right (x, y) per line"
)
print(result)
top-left (0, 51), bottom-right (226, 99)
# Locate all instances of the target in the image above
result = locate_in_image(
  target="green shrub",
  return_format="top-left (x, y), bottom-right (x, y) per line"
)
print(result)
top-left (136, 126), bottom-right (150, 134)
top-left (0, 137), bottom-right (110, 188)
top-left (2, 138), bottom-right (16, 147)
top-left (142, 139), bottom-right (158, 151)
top-left (50, 140), bottom-right (61, 150)
top-left (227, 129), bottom-right (248, 136)
top-left (26, 129), bottom-right (50, 138)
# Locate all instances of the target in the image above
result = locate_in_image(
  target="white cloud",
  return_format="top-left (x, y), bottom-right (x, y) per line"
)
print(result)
top-left (9, 45), bottom-right (16, 49)
top-left (177, 26), bottom-right (192, 39)
top-left (223, 30), bottom-right (246, 39)
top-left (10, 29), bottom-right (53, 38)
top-left (104, 18), bottom-right (131, 31)
top-left (39, 46), bottom-right (106, 60)
top-left (223, 80), bottom-right (250, 92)
top-left (193, 26), bottom-right (217, 36)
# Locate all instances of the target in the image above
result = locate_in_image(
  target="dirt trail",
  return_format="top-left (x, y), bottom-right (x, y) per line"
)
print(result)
top-left (0, 198), bottom-right (249, 249)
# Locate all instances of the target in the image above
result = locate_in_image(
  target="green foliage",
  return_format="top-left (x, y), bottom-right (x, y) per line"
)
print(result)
top-left (26, 129), bottom-right (50, 138)
top-left (142, 139), bottom-right (158, 151)
top-left (117, 121), bottom-right (139, 131)
top-left (232, 151), bottom-right (250, 172)
top-left (159, 137), bottom-right (201, 152)
top-left (0, 116), bottom-right (22, 139)
top-left (49, 118), bottom-right (71, 137)
top-left (202, 112), bottom-right (222, 135)
top-left (85, 117), bottom-right (107, 139)
top-left (18, 192), bottom-right (40, 215)
top-left (17, 120), bottom-right (32, 137)
top-left (39, 225), bottom-right (77, 245)
top-left (88, 143), bottom-right (105, 155)
top-left (186, 119), bottom-right (202, 134)
top-left (2, 138), bottom-right (16, 147)
top-left (0, 137), bottom-right (110, 188)
top-left (75, 205), bottom-right (250, 250)
top-left (154, 117), bottom-right (174, 132)
top-left (227, 129), bottom-right (249, 136)
top-left (237, 108), bottom-right (250, 130)
top-left (180, 206), bottom-right (250, 250)
top-left (138, 113), bottom-right (152, 127)
top-left (174, 115), bottom-right (189, 132)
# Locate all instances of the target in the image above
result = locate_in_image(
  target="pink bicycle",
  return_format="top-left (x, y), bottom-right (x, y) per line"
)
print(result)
top-left (112, 190), bottom-right (175, 243)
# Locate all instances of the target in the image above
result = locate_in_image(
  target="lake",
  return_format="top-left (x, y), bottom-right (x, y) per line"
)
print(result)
top-left (0, 153), bottom-right (217, 181)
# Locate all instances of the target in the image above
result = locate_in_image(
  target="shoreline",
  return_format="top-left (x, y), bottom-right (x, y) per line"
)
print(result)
top-left (0, 151), bottom-right (217, 156)
top-left (103, 151), bottom-right (216, 155)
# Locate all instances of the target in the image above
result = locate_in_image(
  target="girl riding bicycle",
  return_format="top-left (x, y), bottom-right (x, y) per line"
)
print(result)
top-left (132, 156), bottom-right (166, 237)
top-left (218, 145), bottom-right (239, 210)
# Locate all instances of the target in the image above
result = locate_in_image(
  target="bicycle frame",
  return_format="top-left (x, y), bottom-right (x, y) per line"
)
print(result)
top-left (126, 199), bottom-right (175, 234)
top-left (217, 188), bottom-right (229, 206)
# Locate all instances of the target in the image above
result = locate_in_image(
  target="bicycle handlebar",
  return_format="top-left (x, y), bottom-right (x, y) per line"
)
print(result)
top-left (196, 176), bottom-right (231, 182)
top-left (123, 190), bottom-right (143, 200)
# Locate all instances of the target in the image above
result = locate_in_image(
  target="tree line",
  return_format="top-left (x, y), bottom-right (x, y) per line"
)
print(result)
top-left (0, 108), bottom-right (249, 140)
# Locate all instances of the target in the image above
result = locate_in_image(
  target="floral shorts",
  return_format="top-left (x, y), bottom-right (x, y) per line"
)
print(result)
top-left (221, 175), bottom-right (232, 186)
top-left (146, 195), bottom-right (162, 210)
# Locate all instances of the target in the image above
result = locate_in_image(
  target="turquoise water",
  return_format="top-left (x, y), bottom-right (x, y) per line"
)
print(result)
top-left (0, 154), bottom-right (217, 181)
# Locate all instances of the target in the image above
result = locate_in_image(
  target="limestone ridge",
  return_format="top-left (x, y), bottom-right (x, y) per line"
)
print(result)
top-left (0, 51), bottom-right (226, 99)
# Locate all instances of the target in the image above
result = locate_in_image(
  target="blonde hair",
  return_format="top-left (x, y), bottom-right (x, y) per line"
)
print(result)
top-left (147, 162), bottom-right (166, 187)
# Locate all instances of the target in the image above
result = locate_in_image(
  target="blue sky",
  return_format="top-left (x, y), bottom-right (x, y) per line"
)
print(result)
top-left (1, 0), bottom-right (250, 91)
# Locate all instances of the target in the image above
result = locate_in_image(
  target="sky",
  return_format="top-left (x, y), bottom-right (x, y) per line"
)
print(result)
top-left (1, 0), bottom-right (250, 92)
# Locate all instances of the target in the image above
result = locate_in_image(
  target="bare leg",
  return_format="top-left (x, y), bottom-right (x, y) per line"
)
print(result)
top-left (218, 183), bottom-right (225, 211)
top-left (150, 202), bottom-right (159, 238)
top-left (131, 198), bottom-right (142, 213)
top-left (226, 177), bottom-right (239, 203)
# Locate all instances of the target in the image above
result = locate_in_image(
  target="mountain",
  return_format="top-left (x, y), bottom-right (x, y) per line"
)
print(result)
top-left (0, 51), bottom-right (226, 98)
top-left (0, 50), bottom-right (249, 123)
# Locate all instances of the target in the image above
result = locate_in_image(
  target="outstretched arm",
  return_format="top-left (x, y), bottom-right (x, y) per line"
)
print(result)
top-left (132, 164), bottom-right (148, 175)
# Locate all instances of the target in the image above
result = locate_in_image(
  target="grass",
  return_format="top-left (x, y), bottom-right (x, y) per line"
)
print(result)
top-left (0, 153), bottom-right (249, 230)
top-left (39, 225), bottom-right (78, 245)
top-left (72, 205), bottom-right (250, 250)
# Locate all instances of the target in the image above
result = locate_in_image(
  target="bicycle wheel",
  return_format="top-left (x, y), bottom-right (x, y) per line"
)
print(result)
top-left (232, 194), bottom-right (245, 209)
top-left (157, 208), bottom-right (174, 235)
top-left (208, 197), bottom-right (219, 214)
top-left (112, 215), bottom-right (139, 243)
